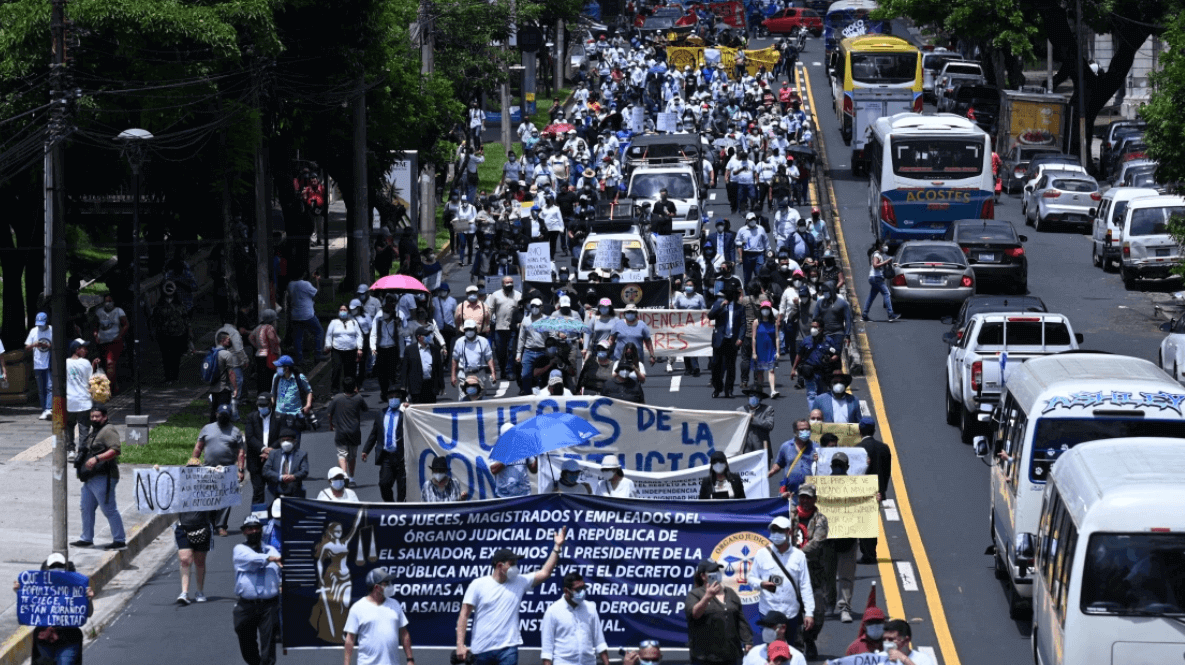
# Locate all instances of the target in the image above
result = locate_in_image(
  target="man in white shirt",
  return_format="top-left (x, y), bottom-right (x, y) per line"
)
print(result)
top-left (456, 529), bottom-right (569, 665)
top-left (882, 619), bottom-right (937, 665)
top-left (541, 573), bottom-right (608, 665)
top-left (343, 568), bottom-right (413, 665)
top-left (24, 312), bottom-right (53, 418)
top-left (772, 203), bottom-right (801, 252)
top-left (750, 516), bottom-right (814, 646)
top-left (64, 339), bottom-right (93, 461)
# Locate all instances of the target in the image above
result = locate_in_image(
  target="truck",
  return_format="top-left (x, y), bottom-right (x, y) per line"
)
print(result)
top-left (934, 61), bottom-right (985, 112)
top-left (943, 311), bottom-right (1082, 443)
top-left (993, 90), bottom-right (1069, 162)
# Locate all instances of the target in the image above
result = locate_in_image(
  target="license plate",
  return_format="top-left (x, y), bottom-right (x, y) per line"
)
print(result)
top-left (977, 252), bottom-right (996, 262)
top-left (920, 275), bottom-right (945, 286)
top-left (1157, 247), bottom-right (1171, 257)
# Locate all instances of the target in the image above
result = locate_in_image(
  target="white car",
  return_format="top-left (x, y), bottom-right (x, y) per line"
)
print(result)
top-left (1159, 316), bottom-right (1185, 382)
top-left (576, 231), bottom-right (656, 281)
top-left (626, 163), bottom-right (704, 243)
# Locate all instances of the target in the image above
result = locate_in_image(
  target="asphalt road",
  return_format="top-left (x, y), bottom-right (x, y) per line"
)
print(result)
top-left (79, 31), bottom-right (1181, 665)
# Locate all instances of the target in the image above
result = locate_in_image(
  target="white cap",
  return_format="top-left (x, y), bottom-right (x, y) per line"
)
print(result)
top-left (530, 298), bottom-right (543, 307)
top-left (462, 319), bottom-right (478, 330)
top-left (45, 553), bottom-right (67, 568)
top-left (770, 516), bottom-right (793, 530)
top-left (500, 422), bottom-right (515, 435)
top-left (328, 467), bottom-right (348, 480)
top-left (558, 295), bottom-right (571, 306)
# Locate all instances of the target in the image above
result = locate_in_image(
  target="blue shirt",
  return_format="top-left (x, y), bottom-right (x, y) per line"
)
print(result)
top-left (233, 543), bottom-right (282, 600)
top-left (273, 372), bottom-right (310, 416)
top-left (434, 296), bottom-right (458, 328)
top-left (418, 344), bottom-right (434, 379)
top-left (775, 439), bottom-right (815, 501)
top-left (287, 280), bottom-right (318, 320)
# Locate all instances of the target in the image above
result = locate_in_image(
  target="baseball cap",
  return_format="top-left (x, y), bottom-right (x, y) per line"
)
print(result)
top-left (812, 207), bottom-right (821, 214)
top-left (45, 553), bottom-right (67, 568)
top-left (466, 284), bottom-right (479, 293)
top-left (767, 641), bottom-right (792, 661)
top-left (35, 312), bottom-right (47, 325)
top-left (256, 394), bottom-right (272, 407)
top-left (349, 298), bottom-right (362, 309)
top-left (548, 374), bottom-right (565, 386)
top-left (859, 416), bottom-right (875, 428)
top-left (598, 298), bottom-right (612, 307)
top-left (492, 548), bottom-right (522, 564)
top-left (216, 403), bottom-right (233, 417)
top-left (365, 568), bottom-right (393, 587)
top-left (242, 514), bottom-right (263, 529)
top-left (356, 283), bottom-right (370, 294)
top-left (798, 483), bottom-right (817, 498)
top-left (769, 516), bottom-right (793, 530)
top-left (561, 459), bottom-right (581, 473)
top-left (462, 319), bottom-right (478, 330)
top-left (328, 467), bottom-right (348, 480)
top-left (530, 298), bottom-right (543, 307)
top-left (624, 303), bottom-right (638, 311)
top-left (273, 355), bottom-right (294, 368)
top-left (68, 338), bottom-right (88, 354)
top-left (832, 452), bottom-right (850, 466)
top-left (558, 295), bottom-right (571, 307)
top-left (746, 212), bottom-right (757, 220)
top-left (695, 559), bottom-right (721, 576)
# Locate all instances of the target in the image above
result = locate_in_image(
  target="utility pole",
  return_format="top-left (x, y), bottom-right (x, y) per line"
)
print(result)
top-left (253, 60), bottom-right (271, 312)
top-left (554, 20), bottom-right (565, 90)
top-left (351, 74), bottom-right (369, 286)
top-left (419, 0), bottom-right (437, 251)
top-left (47, 0), bottom-right (69, 560)
top-left (1075, 0), bottom-right (1089, 169)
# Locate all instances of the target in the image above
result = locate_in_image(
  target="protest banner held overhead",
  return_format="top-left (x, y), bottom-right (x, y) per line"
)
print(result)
top-left (525, 280), bottom-right (672, 308)
top-left (16, 570), bottom-right (89, 628)
top-left (133, 466), bottom-right (241, 514)
top-left (633, 308), bottom-right (713, 357)
top-left (539, 450), bottom-right (769, 499)
top-left (593, 239), bottom-right (623, 270)
top-left (280, 495), bottom-right (788, 649)
top-left (817, 447), bottom-right (869, 476)
top-left (656, 112), bottom-right (679, 133)
top-left (655, 234), bottom-right (685, 277)
top-left (401, 394), bottom-right (751, 501)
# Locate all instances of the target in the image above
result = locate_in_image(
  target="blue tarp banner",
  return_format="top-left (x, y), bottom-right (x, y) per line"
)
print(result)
top-left (280, 495), bottom-right (787, 649)
top-left (16, 570), bottom-right (89, 627)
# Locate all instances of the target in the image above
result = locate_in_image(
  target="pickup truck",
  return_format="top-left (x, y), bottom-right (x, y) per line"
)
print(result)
top-left (943, 312), bottom-right (1082, 442)
top-left (935, 61), bottom-right (986, 112)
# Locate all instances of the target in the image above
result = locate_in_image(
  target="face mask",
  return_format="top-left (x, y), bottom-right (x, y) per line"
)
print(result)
top-left (684, 286), bottom-right (695, 294)
top-left (601, 469), bottom-right (616, 481)
top-left (599, 306), bottom-right (610, 315)
top-left (882, 245), bottom-right (890, 253)
top-left (832, 383), bottom-right (845, 395)
top-left (716, 226), bottom-right (725, 232)
top-left (281, 441), bottom-right (295, 453)
top-left (505, 566), bottom-right (521, 582)
top-left (810, 327), bottom-right (819, 336)
top-left (570, 589), bottom-right (587, 603)
top-left (749, 396), bottom-right (761, 408)
top-left (809, 418), bottom-right (823, 425)
top-left (706, 571), bottom-right (724, 585)
top-left (560, 306), bottom-right (571, 314)
top-left (245, 531), bottom-right (262, 546)
top-left (468, 294), bottom-right (478, 303)
top-left (330, 479), bottom-right (346, 490)
top-left (504, 284), bottom-right (514, 292)
top-left (259, 407), bottom-right (270, 417)
top-left (779, 265), bottom-right (790, 273)
top-left (466, 386), bottom-right (479, 396)
top-left (217, 413), bottom-right (231, 425)
top-left (104, 303), bottom-right (115, 311)
top-left (625, 313), bottom-right (637, 321)
top-left (762, 628), bottom-right (779, 644)
top-left (432, 472), bottom-right (448, 482)
top-left (832, 464), bottom-right (849, 475)
top-left (793, 279), bottom-right (803, 288)
top-left (761, 308), bottom-right (771, 317)
top-left (560, 471), bottom-right (579, 486)
top-left (465, 330), bottom-right (477, 340)
top-left (389, 398), bottom-right (401, 410)
top-left (618, 369), bottom-right (630, 378)
top-left (748, 220), bottom-right (757, 227)
top-left (339, 311), bottom-right (348, 320)
top-left (712, 462), bottom-right (726, 473)
top-left (882, 641), bottom-right (896, 653)
top-left (531, 306), bottom-right (541, 315)
top-left (797, 429), bottom-right (811, 441)
top-left (768, 532), bottom-right (787, 546)
top-left (865, 624), bottom-right (885, 640)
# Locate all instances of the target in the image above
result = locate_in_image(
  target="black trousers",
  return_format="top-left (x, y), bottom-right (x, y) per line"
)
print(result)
top-left (330, 348), bottom-right (358, 393)
top-left (246, 448), bottom-right (267, 506)
top-left (412, 382), bottom-right (437, 405)
top-left (740, 337), bottom-right (753, 384)
top-left (375, 346), bottom-right (400, 396)
top-left (711, 341), bottom-right (738, 393)
top-left (233, 597), bottom-right (279, 665)
top-left (379, 456), bottom-right (407, 502)
top-left (860, 537), bottom-right (877, 561)
top-left (158, 334), bottom-right (188, 382)
top-left (726, 181), bottom-right (738, 212)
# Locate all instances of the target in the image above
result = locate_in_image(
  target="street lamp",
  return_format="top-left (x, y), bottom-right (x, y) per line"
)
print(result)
top-left (116, 128), bottom-right (153, 416)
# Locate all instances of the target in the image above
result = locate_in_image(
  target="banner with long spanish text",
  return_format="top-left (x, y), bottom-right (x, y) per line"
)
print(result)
top-left (539, 449), bottom-right (770, 499)
top-left (280, 495), bottom-right (787, 649)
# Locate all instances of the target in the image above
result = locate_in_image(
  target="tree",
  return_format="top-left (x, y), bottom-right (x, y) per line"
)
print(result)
top-left (1143, 6), bottom-right (1185, 191)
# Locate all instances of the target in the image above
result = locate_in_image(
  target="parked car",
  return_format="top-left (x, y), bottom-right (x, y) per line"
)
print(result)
top-left (762, 7), bottom-right (822, 35)
top-left (1089, 186), bottom-right (1160, 272)
top-left (1001, 145), bottom-right (1059, 194)
top-left (888, 240), bottom-right (976, 309)
top-left (1105, 133), bottom-right (1148, 178)
top-left (1100, 121), bottom-right (1145, 176)
top-left (943, 219), bottom-right (1028, 293)
top-left (1020, 152), bottom-right (1082, 186)
top-left (1021, 164), bottom-right (1087, 218)
top-left (1159, 315), bottom-right (1185, 382)
top-left (1025, 172), bottom-right (1100, 232)
top-left (1115, 159), bottom-right (1157, 188)
top-left (1118, 194), bottom-right (1185, 287)
top-left (921, 50), bottom-right (963, 104)
top-left (949, 84), bottom-right (1001, 135)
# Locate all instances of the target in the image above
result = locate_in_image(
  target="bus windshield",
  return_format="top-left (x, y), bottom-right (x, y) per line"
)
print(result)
top-left (891, 138), bottom-right (984, 179)
top-left (1030, 418), bottom-right (1185, 483)
top-left (1081, 533), bottom-right (1185, 616)
top-left (850, 52), bottom-right (918, 85)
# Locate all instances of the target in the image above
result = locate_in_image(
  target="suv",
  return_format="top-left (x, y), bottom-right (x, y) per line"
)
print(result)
top-left (921, 50), bottom-right (963, 103)
top-left (1089, 186), bottom-right (1159, 272)
top-left (626, 163), bottom-right (704, 244)
top-left (948, 84), bottom-right (1001, 135)
top-left (1119, 195), bottom-right (1185, 287)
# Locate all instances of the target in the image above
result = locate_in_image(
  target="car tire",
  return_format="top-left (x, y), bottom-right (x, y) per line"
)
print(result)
top-left (945, 383), bottom-right (960, 426)
top-left (1091, 243), bottom-right (1100, 268)
top-left (1121, 262), bottom-right (1135, 289)
top-left (960, 405), bottom-right (977, 444)
top-left (1035, 214), bottom-right (1046, 233)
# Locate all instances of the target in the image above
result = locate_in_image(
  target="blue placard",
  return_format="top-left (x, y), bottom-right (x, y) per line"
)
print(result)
top-left (16, 570), bottom-right (89, 627)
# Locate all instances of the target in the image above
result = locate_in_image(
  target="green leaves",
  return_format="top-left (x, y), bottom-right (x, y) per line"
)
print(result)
top-left (1144, 8), bottom-right (1185, 192)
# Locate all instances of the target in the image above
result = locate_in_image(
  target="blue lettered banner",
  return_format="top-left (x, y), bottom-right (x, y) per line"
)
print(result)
top-left (16, 570), bottom-right (89, 627)
top-left (279, 495), bottom-right (787, 649)
top-left (402, 395), bottom-right (751, 501)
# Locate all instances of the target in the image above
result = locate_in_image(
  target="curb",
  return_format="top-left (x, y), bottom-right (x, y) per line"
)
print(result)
top-left (0, 510), bottom-right (173, 665)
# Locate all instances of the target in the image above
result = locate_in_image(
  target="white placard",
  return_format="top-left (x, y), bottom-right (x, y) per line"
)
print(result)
top-left (631, 107), bottom-right (645, 134)
top-left (656, 112), bottom-right (679, 133)
top-left (817, 447), bottom-right (869, 476)
top-left (655, 234), bottom-right (685, 277)
top-left (134, 466), bottom-right (242, 514)
top-left (539, 450), bottom-right (769, 499)
top-left (593, 239), bottom-right (623, 269)
top-left (524, 242), bottom-right (553, 281)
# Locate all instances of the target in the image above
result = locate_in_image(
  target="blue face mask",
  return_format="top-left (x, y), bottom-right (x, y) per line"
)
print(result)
top-left (388, 398), bottom-right (401, 410)
top-left (570, 589), bottom-right (587, 603)
top-left (339, 311), bottom-right (348, 320)
top-left (258, 407), bottom-right (270, 417)
top-left (797, 429), bottom-right (811, 441)
top-left (748, 396), bottom-right (760, 408)
top-left (466, 386), bottom-right (478, 396)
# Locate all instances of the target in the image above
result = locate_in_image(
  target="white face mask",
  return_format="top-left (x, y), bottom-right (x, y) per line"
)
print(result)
top-left (809, 418), bottom-right (823, 425)
top-left (432, 472), bottom-right (448, 482)
top-left (601, 470), bottom-right (616, 481)
top-left (618, 369), bottom-right (630, 378)
top-left (465, 330), bottom-right (477, 339)
top-left (761, 628), bottom-right (778, 644)
top-left (330, 479), bottom-right (345, 490)
top-left (768, 532), bottom-right (787, 546)
top-left (809, 327), bottom-right (820, 336)
top-left (505, 566), bottom-right (521, 582)
top-left (712, 462), bottom-right (726, 473)
top-left (882, 641), bottom-right (896, 653)
top-left (832, 383), bottom-right (845, 395)
top-left (281, 441), bottom-right (295, 453)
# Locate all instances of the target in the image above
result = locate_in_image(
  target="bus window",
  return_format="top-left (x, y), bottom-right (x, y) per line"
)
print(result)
top-left (849, 52), bottom-right (918, 85)
top-left (891, 138), bottom-right (984, 179)
top-left (1029, 418), bottom-right (1185, 483)
top-left (1081, 533), bottom-right (1185, 616)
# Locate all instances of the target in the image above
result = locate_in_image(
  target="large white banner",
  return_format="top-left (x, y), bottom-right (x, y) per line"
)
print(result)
top-left (636, 309), bottom-right (714, 357)
top-left (134, 466), bottom-right (241, 514)
top-left (402, 395), bottom-right (750, 501)
top-left (539, 449), bottom-right (770, 499)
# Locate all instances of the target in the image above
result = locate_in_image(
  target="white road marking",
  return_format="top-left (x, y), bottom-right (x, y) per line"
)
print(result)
top-left (11, 435), bottom-right (54, 462)
top-left (896, 561), bottom-right (919, 591)
top-left (812, 61), bottom-right (822, 66)
top-left (495, 381), bottom-right (510, 397)
top-left (670, 376), bottom-right (682, 392)
top-left (882, 499), bottom-right (901, 522)
top-left (710, 192), bottom-right (717, 200)
top-left (859, 399), bottom-right (871, 417)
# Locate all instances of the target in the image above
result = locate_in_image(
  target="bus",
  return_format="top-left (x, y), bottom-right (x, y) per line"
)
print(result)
top-left (1034, 438), bottom-right (1185, 665)
top-left (829, 34), bottom-right (923, 165)
top-left (867, 113), bottom-right (994, 247)
top-left (974, 353), bottom-right (1185, 619)
top-left (822, 0), bottom-right (888, 58)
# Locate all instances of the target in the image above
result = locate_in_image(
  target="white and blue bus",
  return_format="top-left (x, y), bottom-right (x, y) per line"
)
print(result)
top-left (867, 113), bottom-right (995, 248)
top-left (822, 0), bottom-right (888, 59)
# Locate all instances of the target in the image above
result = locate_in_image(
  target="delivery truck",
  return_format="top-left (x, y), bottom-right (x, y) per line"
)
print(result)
top-left (994, 90), bottom-right (1069, 159)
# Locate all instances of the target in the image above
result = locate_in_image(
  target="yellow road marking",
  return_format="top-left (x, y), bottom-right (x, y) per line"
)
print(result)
top-left (800, 64), bottom-right (962, 665)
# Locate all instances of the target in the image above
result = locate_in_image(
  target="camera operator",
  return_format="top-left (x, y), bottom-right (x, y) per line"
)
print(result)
top-left (789, 318), bottom-right (840, 406)
top-left (531, 337), bottom-right (576, 393)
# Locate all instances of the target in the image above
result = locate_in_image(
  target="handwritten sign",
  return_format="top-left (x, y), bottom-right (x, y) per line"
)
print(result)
top-left (17, 570), bottom-right (89, 627)
top-left (655, 234), bottom-right (685, 277)
top-left (631, 107), bottom-right (646, 134)
top-left (134, 466), bottom-right (242, 514)
top-left (656, 112), bottom-right (679, 133)
top-left (593, 239), bottom-right (623, 270)
top-left (524, 242), bottom-right (553, 281)
top-left (811, 422), bottom-right (862, 448)
top-left (636, 309), bottom-right (714, 357)
top-left (807, 475), bottom-right (878, 538)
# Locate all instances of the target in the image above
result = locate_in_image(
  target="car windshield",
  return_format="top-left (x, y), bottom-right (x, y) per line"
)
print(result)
top-left (850, 52), bottom-right (918, 85)
top-left (1081, 533), bottom-right (1185, 617)
top-left (1131, 173), bottom-right (1159, 188)
top-left (1129, 206), bottom-right (1185, 236)
top-left (959, 226), bottom-right (1016, 242)
top-left (891, 138), bottom-right (984, 178)
top-left (644, 16), bottom-right (676, 28)
top-left (629, 172), bottom-right (696, 199)
top-left (899, 245), bottom-right (966, 265)
top-left (975, 320), bottom-right (1070, 346)
top-left (1029, 418), bottom-right (1185, 483)
top-left (1051, 179), bottom-right (1097, 193)
top-left (580, 242), bottom-right (648, 270)
top-left (923, 55), bottom-right (959, 72)
top-left (944, 63), bottom-right (981, 76)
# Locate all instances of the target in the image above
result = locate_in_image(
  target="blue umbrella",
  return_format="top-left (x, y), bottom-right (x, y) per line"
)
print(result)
top-left (491, 413), bottom-right (601, 464)
top-left (530, 317), bottom-right (589, 336)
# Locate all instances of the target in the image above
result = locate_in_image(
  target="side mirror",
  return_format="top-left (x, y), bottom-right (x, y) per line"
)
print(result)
top-left (973, 436), bottom-right (989, 458)
top-left (1016, 532), bottom-right (1036, 560)
top-left (942, 332), bottom-right (957, 345)
top-left (1017, 235), bottom-right (1028, 243)
top-left (1160, 321), bottom-right (1174, 332)
top-left (1075, 332), bottom-right (1085, 344)
top-left (939, 315), bottom-right (954, 325)
top-left (1088, 208), bottom-right (1097, 217)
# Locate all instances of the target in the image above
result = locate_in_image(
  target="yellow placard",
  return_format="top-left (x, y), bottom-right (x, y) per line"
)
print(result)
top-left (525, 92), bottom-right (535, 102)
top-left (664, 45), bottom-right (781, 80)
top-left (811, 422), bottom-right (862, 448)
top-left (806, 475), bottom-right (879, 539)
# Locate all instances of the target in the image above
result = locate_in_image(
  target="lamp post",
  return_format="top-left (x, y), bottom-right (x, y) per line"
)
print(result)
top-left (116, 128), bottom-right (153, 415)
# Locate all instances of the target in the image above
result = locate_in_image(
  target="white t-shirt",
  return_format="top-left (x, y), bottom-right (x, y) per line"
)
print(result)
top-left (598, 477), bottom-right (638, 498)
top-left (344, 597), bottom-right (409, 665)
top-left (65, 357), bottom-right (93, 413)
top-left (899, 648), bottom-right (937, 665)
top-left (869, 250), bottom-right (887, 279)
top-left (743, 643), bottom-right (807, 665)
top-left (95, 306), bottom-right (126, 344)
top-left (462, 573), bottom-right (533, 654)
top-left (316, 487), bottom-right (360, 502)
top-left (25, 326), bottom-right (52, 370)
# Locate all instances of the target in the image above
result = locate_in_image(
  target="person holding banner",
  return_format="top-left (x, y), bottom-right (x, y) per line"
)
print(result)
top-left (456, 528), bottom-right (569, 665)
top-left (194, 403), bottom-right (247, 536)
top-left (362, 391), bottom-right (409, 502)
top-left (174, 459), bottom-right (214, 606)
top-left (685, 558), bottom-right (753, 665)
top-left (596, 457), bottom-right (638, 498)
top-left (699, 450), bottom-right (746, 499)
top-left (15, 553), bottom-right (94, 665)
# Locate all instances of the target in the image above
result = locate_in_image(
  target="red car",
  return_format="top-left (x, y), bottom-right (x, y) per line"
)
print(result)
top-left (634, 5), bottom-right (698, 35)
top-left (762, 8), bottom-right (822, 36)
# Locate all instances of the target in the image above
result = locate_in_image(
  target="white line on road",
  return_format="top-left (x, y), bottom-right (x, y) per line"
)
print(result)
top-left (896, 561), bottom-right (919, 591)
top-left (11, 435), bottom-right (53, 462)
top-left (710, 192), bottom-right (717, 200)
top-left (670, 376), bottom-right (682, 392)
top-left (812, 61), bottom-right (822, 66)
top-left (495, 381), bottom-right (510, 398)
top-left (859, 399), bottom-right (871, 418)
top-left (882, 499), bottom-right (901, 522)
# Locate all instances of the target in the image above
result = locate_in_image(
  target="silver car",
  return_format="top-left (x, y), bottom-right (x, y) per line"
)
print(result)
top-left (1026, 172), bottom-right (1100, 232)
top-left (888, 241), bottom-right (976, 309)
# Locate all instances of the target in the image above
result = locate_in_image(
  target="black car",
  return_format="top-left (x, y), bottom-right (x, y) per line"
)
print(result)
top-left (949, 84), bottom-right (1001, 135)
top-left (941, 294), bottom-right (1048, 342)
top-left (943, 219), bottom-right (1029, 293)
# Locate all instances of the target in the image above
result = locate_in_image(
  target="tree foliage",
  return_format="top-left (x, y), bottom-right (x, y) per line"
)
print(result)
top-left (1143, 6), bottom-right (1185, 191)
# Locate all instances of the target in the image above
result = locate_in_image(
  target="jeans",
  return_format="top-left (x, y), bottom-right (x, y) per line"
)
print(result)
top-left (34, 368), bottom-right (51, 411)
top-left (233, 598), bottom-right (279, 665)
top-left (736, 183), bottom-right (757, 212)
top-left (741, 251), bottom-right (762, 285)
top-left (290, 316), bottom-right (324, 363)
top-left (80, 474), bottom-right (126, 543)
top-left (35, 641), bottom-right (81, 665)
top-left (864, 275), bottom-right (895, 317)
top-left (474, 646), bottom-right (519, 665)
top-left (520, 348), bottom-right (546, 392)
top-left (458, 232), bottom-right (473, 264)
top-left (65, 411), bottom-right (90, 451)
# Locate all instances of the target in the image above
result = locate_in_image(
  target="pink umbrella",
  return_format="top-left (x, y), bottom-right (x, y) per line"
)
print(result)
top-left (372, 274), bottom-right (428, 292)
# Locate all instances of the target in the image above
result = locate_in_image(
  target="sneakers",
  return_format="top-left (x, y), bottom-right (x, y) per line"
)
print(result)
top-left (177, 592), bottom-right (191, 606)
top-left (67, 449), bottom-right (77, 463)
top-left (104, 541), bottom-right (126, 550)
top-left (888, 314), bottom-right (902, 322)
top-left (39, 409), bottom-right (52, 420)
top-left (841, 610), bottom-right (853, 623)
top-left (861, 314), bottom-right (871, 322)
top-left (194, 592), bottom-right (207, 603)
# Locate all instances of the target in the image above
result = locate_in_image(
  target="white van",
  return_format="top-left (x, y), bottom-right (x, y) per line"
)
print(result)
top-left (1033, 437), bottom-right (1185, 665)
top-left (1088, 187), bottom-right (1158, 271)
top-left (1118, 194), bottom-right (1185, 287)
top-left (974, 352), bottom-right (1185, 618)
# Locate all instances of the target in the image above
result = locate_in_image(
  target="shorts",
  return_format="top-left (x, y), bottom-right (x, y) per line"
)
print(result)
top-left (174, 524), bottom-right (212, 553)
top-left (335, 442), bottom-right (359, 463)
